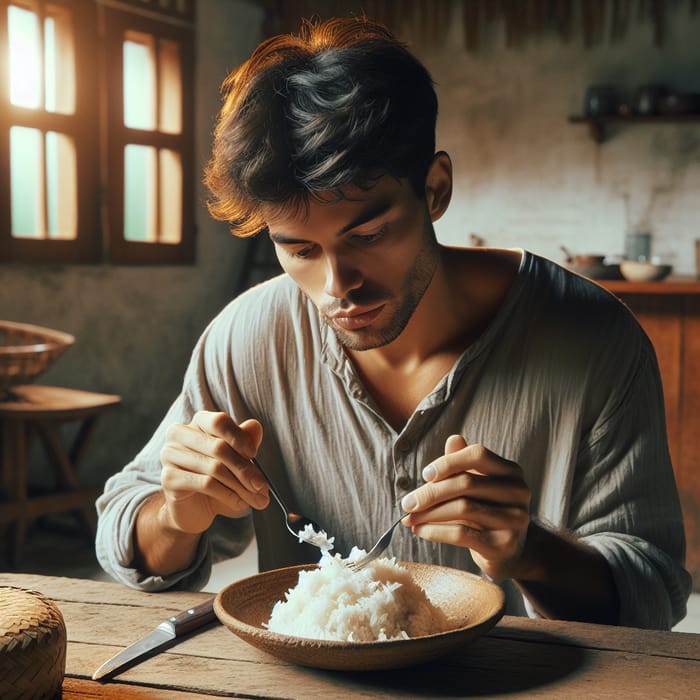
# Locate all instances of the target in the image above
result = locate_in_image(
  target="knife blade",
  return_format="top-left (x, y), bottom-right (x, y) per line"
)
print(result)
top-left (92, 596), bottom-right (217, 681)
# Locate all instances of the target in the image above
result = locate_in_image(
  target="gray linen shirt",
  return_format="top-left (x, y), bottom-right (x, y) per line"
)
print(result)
top-left (96, 250), bottom-right (691, 629)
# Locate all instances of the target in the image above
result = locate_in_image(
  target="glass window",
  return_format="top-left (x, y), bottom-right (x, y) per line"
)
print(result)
top-left (1, 1), bottom-right (194, 264)
top-left (105, 3), bottom-right (194, 263)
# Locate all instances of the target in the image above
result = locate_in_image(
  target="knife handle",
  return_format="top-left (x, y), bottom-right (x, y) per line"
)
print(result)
top-left (167, 597), bottom-right (216, 637)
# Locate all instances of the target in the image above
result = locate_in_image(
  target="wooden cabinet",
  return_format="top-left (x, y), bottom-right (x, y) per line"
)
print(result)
top-left (602, 279), bottom-right (700, 589)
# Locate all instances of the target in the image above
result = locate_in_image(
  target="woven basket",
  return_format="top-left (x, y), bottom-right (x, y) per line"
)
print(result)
top-left (0, 587), bottom-right (67, 700)
top-left (0, 321), bottom-right (75, 398)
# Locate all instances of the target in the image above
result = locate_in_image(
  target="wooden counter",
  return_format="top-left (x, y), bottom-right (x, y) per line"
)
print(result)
top-left (602, 277), bottom-right (700, 294)
top-left (598, 278), bottom-right (700, 589)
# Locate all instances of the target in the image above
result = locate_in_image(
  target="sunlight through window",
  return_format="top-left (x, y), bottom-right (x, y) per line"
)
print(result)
top-left (9, 4), bottom-right (75, 113)
top-left (124, 35), bottom-right (156, 130)
top-left (46, 132), bottom-right (77, 239)
top-left (10, 127), bottom-right (43, 237)
top-left (7, 3), bottom-right (77, 241)
top-left (2, 1), bottom-right (193, 263)
top-left (124, 145), bottom-right (157, 241)
top-left (122, 28), bottom-right (184, 245)
top-left (159, 149), bottom-right (182, 243)
top-left (10, 127), bottom-right (77, 240)
top-left (159, 39), bottom-right (182, 134)
top-left (9, 6), bottom-right (41, 109)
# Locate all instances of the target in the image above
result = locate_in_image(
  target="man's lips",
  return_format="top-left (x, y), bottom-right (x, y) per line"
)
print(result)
top-left (330, 305), bottom-right (385, 330)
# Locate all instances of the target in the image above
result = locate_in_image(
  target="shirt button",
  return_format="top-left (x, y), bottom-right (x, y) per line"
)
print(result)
top-left (396, 475), bottom-right (414, 491)
top-left (396, 438), bottom-right (412, 452)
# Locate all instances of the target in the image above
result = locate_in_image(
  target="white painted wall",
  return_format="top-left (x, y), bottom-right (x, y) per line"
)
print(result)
top-left (419, 3), bottom-right (700, 274)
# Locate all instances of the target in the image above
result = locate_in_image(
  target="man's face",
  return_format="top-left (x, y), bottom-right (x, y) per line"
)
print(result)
top-left (264, 175), bottom-right (441, 351)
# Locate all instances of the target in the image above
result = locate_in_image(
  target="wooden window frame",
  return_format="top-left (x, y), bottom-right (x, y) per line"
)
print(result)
top-left (0, 0), bottom-right (100, 263)
top-left (100, 4), bottom-right (195, 265)
top-left (0, 0), bottom-right (195, 265)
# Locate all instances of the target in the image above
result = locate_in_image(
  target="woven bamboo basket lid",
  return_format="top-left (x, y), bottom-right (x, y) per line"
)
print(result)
top-left (0, 587), bottom-right (66, 700)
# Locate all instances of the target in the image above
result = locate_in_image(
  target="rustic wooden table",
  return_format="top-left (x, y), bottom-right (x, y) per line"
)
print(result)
top-left (1, 573), bottom-right (698, 699)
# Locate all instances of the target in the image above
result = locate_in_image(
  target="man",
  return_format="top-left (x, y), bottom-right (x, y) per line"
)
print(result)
top-left (96, 16), bottom-right (690, 629)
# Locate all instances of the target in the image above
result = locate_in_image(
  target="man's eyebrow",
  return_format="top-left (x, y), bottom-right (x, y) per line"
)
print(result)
top-left (338, 199), bottom-right (393, 235)
top-left (268, 198), bottom-right (394, 245)
top-left (269, 232), bottom-right (307, 245)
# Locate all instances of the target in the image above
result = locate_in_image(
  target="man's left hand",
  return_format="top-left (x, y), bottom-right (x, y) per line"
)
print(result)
top-left (401, 435), bottom-right (532, 580)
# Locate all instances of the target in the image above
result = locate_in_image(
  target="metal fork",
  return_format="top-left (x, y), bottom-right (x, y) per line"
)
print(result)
top-left (251, 457), bottom-right (329, 550)
top-left (348, 512), bottom-right (409, 571)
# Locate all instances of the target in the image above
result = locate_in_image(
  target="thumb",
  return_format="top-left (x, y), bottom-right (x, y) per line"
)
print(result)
top-left (445, 434), bottom-right (468, 455)
top-left (239, 418), bottom-right (263, 454)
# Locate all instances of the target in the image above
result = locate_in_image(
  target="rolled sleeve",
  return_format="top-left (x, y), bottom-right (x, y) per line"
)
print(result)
top-left (568, 342), bottom-right (691, 629)
top-left (584, 533), bottom-right (690, 629)
top-left (95, 478), bottom-right (213, 592)
top-left (95, 314), bottom-right (254, 591)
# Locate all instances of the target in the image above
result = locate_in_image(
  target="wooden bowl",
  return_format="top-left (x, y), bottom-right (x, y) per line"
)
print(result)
top-left (214, 562), bottom-right (505, 671)
top-left (0, 321), bottom-right (75, 397)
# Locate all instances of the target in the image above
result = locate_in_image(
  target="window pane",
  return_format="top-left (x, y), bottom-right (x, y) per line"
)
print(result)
top-left (124, 34), bottom-right (156, 130)
top-left (9, 5), bottom-right (41, 109)
top-left (10, 127), bottom-right (45, 238)
top-left (124, 144), bottom-right (156, 241)
top-left (159, 149), bottom-right (182, 243)
top-left (46, 132), bottom-right (77, 239)
top-left (159, 39), bottom-right (181, 134)
top-left (44, 9), bottom-right (76, 114)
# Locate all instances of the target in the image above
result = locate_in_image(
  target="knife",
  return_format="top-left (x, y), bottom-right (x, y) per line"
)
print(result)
top-left (92, 596), bottom-right (217, 681)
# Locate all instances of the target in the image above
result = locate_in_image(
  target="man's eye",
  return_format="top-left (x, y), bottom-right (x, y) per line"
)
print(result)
top-left (353, 225), bottom-right (388, 244)
top-left (291, 245), bottom-right (315, 259)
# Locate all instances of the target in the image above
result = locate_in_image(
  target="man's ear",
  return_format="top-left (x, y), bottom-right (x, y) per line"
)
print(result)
top-left (424, 151), bottom-right (452, 223)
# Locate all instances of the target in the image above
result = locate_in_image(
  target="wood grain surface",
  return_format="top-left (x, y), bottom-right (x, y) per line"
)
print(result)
top-left (1, 573), bottom-right (698, 699)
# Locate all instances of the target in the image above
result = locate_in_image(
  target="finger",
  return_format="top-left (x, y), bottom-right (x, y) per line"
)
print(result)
top-left (161, 443), bottom-right (269, 509)
top-left (444, 433), bottom-right (467, 455)
top-left (403, 469), bottom-right (529, 513)
top-left (162, 468), bottom-right (253, 516)
top-left (410, 521), bottom-right (523, 560)
top-left (405, 496), bottom-right (528, 532)
top-left (186, 413), bottom-right (267, 492)
top-left (162, 470), bottom-right (259, 523)
top-left (191, 411), bottom-right (260, 460)
top-left (423, 443), bottom-right (523, 482)
top-left (239, 418), bottom-right (263, 453)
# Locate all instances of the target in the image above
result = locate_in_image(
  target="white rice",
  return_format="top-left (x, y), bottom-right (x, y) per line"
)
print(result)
top-left (266, 543), bottom-right (448, 642)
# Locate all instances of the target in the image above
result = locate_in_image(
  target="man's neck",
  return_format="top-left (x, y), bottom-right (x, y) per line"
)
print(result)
top-left (349, 247), bottom-right (521, 372)
top-left (345, 247), bottom-right (521, 429)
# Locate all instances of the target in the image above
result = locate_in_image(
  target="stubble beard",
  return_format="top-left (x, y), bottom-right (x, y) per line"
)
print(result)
top-left (326, 234), bottom-right (441, 352)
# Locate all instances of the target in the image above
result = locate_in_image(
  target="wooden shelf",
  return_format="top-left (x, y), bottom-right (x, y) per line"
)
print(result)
top-left (568, 114), bottom-right (700, 142)
top-left (600, 277), bottom-right (700, 294)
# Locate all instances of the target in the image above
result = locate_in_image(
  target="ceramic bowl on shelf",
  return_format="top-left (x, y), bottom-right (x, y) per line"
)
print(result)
top-left (620, 260), bottom-right (672, 282)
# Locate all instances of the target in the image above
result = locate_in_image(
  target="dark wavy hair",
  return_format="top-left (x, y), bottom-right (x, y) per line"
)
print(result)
top-left (204, 16), bottom-right (438, 237)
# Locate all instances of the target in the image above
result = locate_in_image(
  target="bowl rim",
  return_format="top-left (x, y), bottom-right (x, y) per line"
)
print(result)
top-left (0, 321), bottom-right (75, 354)
top-left (214, 561), bottom-right (506, 650)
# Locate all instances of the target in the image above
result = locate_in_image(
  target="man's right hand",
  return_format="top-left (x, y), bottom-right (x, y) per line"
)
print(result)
top-left (158, 412), bottom-right (270, 534)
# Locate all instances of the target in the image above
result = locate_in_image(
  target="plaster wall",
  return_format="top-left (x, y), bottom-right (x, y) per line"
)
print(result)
top-left (422, 3), bottom-right (700, 273)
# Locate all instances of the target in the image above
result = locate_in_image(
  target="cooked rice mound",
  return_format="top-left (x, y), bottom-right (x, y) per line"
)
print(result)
top-left (266, 550), bottom-right (449, 642)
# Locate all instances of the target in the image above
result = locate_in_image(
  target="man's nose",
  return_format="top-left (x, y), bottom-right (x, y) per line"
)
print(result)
top-left (323, 254), bottom-right (363, 298)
